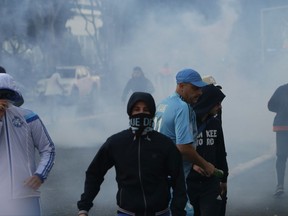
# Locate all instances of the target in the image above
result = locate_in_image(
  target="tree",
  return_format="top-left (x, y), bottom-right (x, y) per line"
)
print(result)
top-left (0, 0), bottom-right (77, 82)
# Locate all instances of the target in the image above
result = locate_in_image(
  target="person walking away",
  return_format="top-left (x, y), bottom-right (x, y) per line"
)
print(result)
top-left (154, 68), bottom-right (216, 216)
top-left (0, 73), bottom-right (56, 216)
top-left (187, 84), bottom-right (228, 216)
top-left (268, 83), bottom-right (288, 196)
top-left (121, 66), bottom-right (155, 103)
top-left (77, 92), bottom-right (187, 216)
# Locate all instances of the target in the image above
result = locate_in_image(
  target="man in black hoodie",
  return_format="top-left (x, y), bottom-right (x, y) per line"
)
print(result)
top-left (77, 92), bottom-right (187, 216)
top-left (187, 85), bottom-right (229, 216)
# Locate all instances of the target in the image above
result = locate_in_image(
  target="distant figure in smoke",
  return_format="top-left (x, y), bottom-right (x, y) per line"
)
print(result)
top-left (187, 84), bottom-right (229, 216)
top-left (121, 66), bottom-right (155, 103)
top-left (0, 73), bottom-right (55, 216)
top-left (156, 63), bottom-right (174, 99)
top-left (77, 92), bottom-right (187, 216)
top-left (268, 83), bottom-right (288, 197)
top-left (0, 65), bottom-right (24, 106)
top-left (44, 72), bottom-right (65, 122)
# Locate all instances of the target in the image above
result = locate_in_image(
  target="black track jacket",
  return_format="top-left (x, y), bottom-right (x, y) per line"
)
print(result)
top-left (77, 129), bottom-right (187, 216)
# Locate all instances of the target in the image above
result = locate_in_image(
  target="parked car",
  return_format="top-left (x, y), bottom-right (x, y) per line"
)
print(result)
top-left (36, 65), bottom-right (101, 105)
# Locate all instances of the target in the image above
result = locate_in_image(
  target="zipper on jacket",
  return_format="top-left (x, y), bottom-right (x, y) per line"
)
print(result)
top-left (4, 114), bottom-right (14, 198)
top-left (137, 137), bottom-right (148, 215)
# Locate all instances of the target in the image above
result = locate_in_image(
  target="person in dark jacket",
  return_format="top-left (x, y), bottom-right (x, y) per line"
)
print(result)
top-left (202, 75), bottom-right (227, 215)
top-left (121, 67), bottom-right (155, 103)
top-left (268, 83), bottom-right (288, 196)
top-left (187, 84), bottom-right (229, 216)
top-left (77, 92), bottom-right (187, 216)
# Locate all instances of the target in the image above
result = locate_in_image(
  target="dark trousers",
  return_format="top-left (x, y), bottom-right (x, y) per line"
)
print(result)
top-left (0, 197), bottom-right (41, 216)
top-left (276, 131), bottom-right (288, 186)
top-left (219, 192), bottom-right (227, 216)
top-left (187, 177), bottom-right (222, 216)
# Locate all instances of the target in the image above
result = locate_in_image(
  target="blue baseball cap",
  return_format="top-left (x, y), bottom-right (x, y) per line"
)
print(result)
top-left (176, 69), bottom-right (207, 87)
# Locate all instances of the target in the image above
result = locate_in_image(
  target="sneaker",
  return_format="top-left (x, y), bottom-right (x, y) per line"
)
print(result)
top-left (274, 185), bottom-right (284, 197)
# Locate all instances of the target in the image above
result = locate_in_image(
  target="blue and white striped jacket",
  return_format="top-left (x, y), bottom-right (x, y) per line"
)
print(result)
top-left (0, 105), bottom-right (55, 199)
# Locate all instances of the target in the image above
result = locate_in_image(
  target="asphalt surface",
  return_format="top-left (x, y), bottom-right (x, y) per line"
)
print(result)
top-left (40, 146), bottom-right (288, 216)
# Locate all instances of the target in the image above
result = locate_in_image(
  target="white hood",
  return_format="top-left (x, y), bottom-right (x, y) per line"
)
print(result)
top-left (0, 74), bottom-right (23, 106)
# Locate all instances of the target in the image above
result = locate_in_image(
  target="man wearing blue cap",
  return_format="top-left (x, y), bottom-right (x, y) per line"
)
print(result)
top-left (154, 68), bottom-right (216, 215)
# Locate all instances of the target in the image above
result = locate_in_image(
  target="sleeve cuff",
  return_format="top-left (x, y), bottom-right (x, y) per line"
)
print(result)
top-left (34, 173), bottom-right (44, 183)
top-left (78, 210), bottom-right (88, 216)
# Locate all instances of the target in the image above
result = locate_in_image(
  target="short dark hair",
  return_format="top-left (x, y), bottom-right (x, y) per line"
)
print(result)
top-left (0, 66), bottom-right (6, 73)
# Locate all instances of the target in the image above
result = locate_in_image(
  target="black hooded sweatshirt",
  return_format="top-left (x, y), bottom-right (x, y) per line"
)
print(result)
top-left (188, 85), bottom-right (229, 183)
top-left (77, 92), bottom-right (187, 216)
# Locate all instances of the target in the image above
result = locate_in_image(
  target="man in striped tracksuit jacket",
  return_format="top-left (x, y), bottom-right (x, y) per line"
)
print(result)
top-left (0, 73), bottom-right (55, 216)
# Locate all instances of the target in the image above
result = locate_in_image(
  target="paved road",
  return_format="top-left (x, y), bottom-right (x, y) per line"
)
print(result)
top-left (40, 146), bottom-right (288, 216)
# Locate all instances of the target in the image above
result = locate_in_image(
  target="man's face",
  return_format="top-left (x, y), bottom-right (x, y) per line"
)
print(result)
top-left (0, 99), bottom-right (9, 118)
top-left (131, 101), bottom-right (150, 115)
top-left (179, 83), bottom-right (203, 104)
top-left (210, 103), bottom-right (222, 116)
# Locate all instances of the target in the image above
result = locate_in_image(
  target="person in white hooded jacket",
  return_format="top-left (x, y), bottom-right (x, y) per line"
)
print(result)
top-left (0, 73), bottom-right (55, 216)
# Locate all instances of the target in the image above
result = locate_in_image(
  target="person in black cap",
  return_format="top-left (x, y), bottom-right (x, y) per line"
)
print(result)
top-left (121, 66), bottom-right (155, 103)
top-left (77, 92), bottom-right (187, 216)
top-left (187, 84), bottom-right (229, 216)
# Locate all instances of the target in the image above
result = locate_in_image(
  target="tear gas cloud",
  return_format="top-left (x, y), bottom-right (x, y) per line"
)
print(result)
top-left (4, 0), bottom-right (287, 166)
top-left (1, 0), bottom-right (288, 214)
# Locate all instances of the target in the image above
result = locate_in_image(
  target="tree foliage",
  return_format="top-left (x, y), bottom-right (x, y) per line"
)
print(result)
top-left (0, 0), bottom-right (79, 82)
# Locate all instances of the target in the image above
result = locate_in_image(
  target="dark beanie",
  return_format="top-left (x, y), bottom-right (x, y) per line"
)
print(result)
top-left (127, 92), bottom-right (156, 116)
top-left (193, 84), bottom-right (225, 120)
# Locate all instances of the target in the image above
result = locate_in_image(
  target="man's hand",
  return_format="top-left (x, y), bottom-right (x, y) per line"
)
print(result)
top-left (220, 182), bottom-right (227, 197)
top-left (23, 175), bottom-right (42, 190)
top-left (203, 162), bottom-right (215, 177)
top-left (192, 164), bottom-right (206, 176)
top-left (176, 144), bottom-right (216, 176)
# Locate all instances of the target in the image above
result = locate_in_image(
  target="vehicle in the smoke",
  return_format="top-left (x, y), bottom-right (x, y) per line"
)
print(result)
top-left (36, 65), bottom-right (101, 105)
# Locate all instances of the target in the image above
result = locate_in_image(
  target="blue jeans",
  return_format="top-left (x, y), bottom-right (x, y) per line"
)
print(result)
top-left (0, 197), bottom-right (41, 216)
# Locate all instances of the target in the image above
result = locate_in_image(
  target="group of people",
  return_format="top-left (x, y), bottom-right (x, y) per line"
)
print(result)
top-left (0, 63), bottom-right (286, 216)
top-left (78, 68), bottom-right (229, 216)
